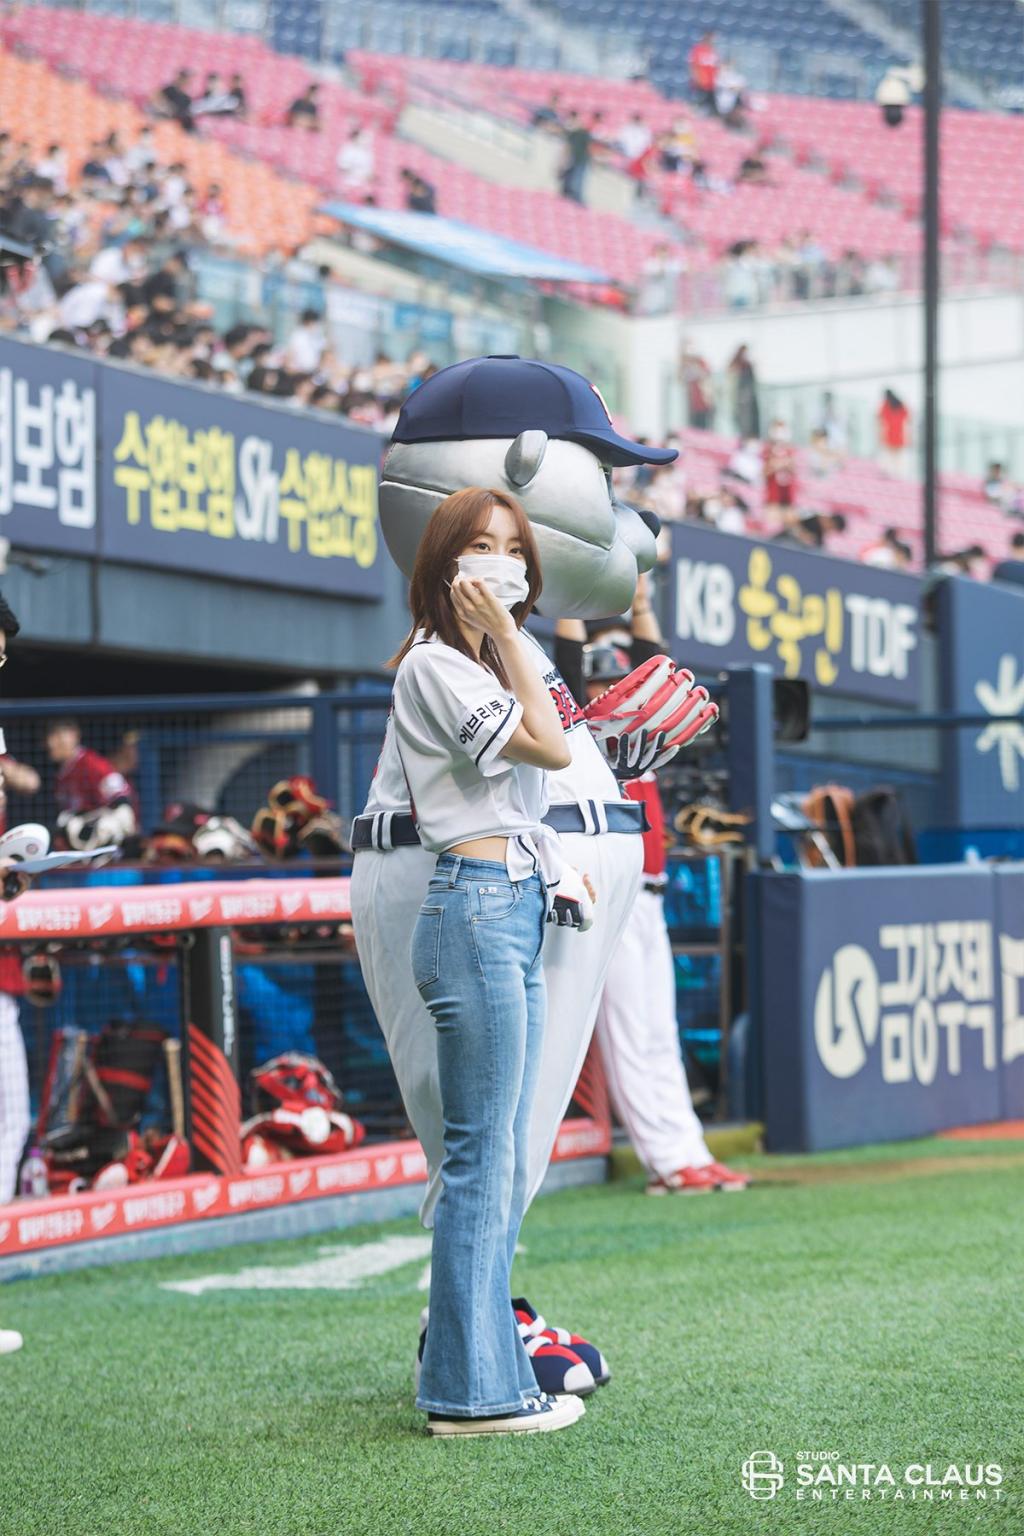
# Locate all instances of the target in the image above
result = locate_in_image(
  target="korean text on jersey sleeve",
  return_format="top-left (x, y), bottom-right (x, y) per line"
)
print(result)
top-left (400, 644), bottom-right (524, 778)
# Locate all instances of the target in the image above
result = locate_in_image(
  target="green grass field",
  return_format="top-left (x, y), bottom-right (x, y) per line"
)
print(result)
top-left (1, 1137), bottom-right (1022, 1536)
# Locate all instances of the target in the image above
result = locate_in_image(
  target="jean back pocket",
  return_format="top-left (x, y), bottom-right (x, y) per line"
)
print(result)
top-left (411, 906), bottom-right (444, 991)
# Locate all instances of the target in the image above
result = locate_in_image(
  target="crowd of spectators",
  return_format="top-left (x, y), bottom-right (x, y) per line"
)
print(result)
top-left (721, 240), bottom-right (905, 310)
top-left (527, 88), bottom-right (903, 315)
top-left (616, 408), bottom-right (853, 561)
top-left (0, 123), bottom-right (438, 429)
top-left (2, 109), bottom-right (1018, 565)
top-left (618, 350), bottom-right (1024, 578)
top-left (151, 68), bottom-right (248, 134)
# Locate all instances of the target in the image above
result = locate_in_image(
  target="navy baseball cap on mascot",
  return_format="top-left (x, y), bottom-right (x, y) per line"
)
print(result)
top-left (380, 355), bottom-right (676, 619)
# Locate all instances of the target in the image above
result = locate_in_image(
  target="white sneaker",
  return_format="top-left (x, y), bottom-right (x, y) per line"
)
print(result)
top-left (426, 1391), bottom-right (585, 1438)
top-left (0, 1329), bottom-right (23, 1355)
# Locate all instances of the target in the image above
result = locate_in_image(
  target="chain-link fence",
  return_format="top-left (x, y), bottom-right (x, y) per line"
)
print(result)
top-left (0, 688), bottom-right (392, 854)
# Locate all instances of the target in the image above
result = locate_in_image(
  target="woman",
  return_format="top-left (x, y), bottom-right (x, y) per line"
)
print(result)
top-left (729, 344), bottom-right (760, 440)
top-left (387, 486), bottom-right (588, 1437)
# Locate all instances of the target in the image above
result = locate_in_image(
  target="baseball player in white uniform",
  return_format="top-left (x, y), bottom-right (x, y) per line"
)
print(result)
top-left (565, 586), bottom-right (752, 1195)
top-left (350, 357), bottom-right (717, 1390)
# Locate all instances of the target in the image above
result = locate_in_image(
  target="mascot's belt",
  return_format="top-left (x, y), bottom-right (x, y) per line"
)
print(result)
top-left (351, 800), bottom-right (648, 852)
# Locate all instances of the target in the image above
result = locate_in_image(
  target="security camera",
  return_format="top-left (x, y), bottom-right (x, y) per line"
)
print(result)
top-left (875, 65), bottom-right (925, 128)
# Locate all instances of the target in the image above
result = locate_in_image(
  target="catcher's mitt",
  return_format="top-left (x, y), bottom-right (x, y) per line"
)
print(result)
top-left (584, 655), bottom-right (719, 777)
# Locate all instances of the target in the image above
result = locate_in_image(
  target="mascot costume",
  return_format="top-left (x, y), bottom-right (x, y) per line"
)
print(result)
top-left (350, 356), bottom-right (716, 1394)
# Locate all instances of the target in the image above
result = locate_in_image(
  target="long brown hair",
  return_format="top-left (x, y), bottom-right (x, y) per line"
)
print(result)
top-left (386, 487), bottom-right (542, 688)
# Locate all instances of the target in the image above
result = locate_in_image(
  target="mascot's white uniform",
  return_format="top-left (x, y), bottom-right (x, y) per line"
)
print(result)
top-left (350, 356), bottom-right (710, 1228)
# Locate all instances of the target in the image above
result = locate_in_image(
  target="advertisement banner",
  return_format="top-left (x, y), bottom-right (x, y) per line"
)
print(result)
top-left (0, 1118), bottom-right (608, 1261)
top-left (0, 877), bottom-right (351, 941)
top-left (671, 523), bottom-right (922, 703)
top-left (0, 336), bottom-right (99, 555)
top-left (759, 866), bottom-right (1008, 1151)
top-left (938, 575), bottom-right (1024, 830)
top-left (99, 367), bottom-right (384, 597)
top-left (994, 867), bottom-right (1024, 1118)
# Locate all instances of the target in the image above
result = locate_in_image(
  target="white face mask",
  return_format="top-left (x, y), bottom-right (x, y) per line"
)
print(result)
top-left (453, 554), bottom-right (530, 610)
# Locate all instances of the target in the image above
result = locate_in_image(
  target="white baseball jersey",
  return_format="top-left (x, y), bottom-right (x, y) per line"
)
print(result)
top-left (390, 630), bottom-right (558, 884)
top-left (364, 627), bottom-right (625, 820)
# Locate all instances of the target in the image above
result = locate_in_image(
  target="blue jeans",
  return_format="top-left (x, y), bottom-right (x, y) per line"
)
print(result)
top-left (410, 853), bottom-right (547, 1416)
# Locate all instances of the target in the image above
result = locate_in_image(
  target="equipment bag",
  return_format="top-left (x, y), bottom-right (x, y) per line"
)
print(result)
top-left (851, 787), bottom-right (917, 866)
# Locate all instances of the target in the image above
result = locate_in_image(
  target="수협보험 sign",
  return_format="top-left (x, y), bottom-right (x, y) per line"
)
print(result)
top-left (0, 336), bottom-right (99, 555)
top-left (100, 367), bottom-right (384, 597)
top-left (671, 523), bottom-right (921, 703)
top-left (0, 337), bottom-right (386, 598)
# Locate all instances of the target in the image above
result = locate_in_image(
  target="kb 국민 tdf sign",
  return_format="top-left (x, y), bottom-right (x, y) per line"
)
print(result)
top-left (672, 524), bottom-right (921, 703)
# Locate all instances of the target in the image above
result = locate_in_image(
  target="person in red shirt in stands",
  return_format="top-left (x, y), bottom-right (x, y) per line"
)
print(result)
top-left (45, 719), bottom-right (138, 850)
top-left (688, 32), bottom-right (719, 114)
top-left (763, 418), bottom-right (799, 524)
top-left (556, 576), bottom-right (750, 1195)
top-left (878, 388), bottom-right (911, 477)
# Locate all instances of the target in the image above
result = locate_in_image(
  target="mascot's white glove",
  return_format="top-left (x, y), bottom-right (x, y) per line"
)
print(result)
top-left (584, 654), bottom-right (719, 777)
top-left (546, 863), bottom-right (595, 932)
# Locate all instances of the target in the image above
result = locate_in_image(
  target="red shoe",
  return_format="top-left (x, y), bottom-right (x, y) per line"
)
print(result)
top-left (646, 1165), bottom-right (720, 1195)
top-left (706, 1160), bottom-right (752, 1191)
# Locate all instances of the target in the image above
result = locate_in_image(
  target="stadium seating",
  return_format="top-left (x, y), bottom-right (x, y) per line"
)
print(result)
top-left (1, 8), bottom-right (686, 288)
top-left (535, 0), bottom-right (902, 100)
top-left (0, 47), bottom-right (321, 257)
top-left (9, 6), bottom-right (1018, 284)
top-left (680, 427), bottom-right (1019, 572)
top-left (357, 52), bottom-right (1024, 260)
top-left (873, 0), bottom-right (1024, 95)
top-left (758, 97), bottom-right (1024, 252)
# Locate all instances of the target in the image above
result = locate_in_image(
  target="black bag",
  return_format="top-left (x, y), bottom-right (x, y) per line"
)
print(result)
top-left (851, 787), bottom-right (917, 866)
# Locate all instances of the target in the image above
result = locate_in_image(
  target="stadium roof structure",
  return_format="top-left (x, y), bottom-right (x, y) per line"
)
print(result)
top-left (318, 202), bottom-right (614, 286)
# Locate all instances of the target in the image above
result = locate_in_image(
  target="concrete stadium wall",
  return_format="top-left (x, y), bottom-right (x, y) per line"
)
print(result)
top-left (611, 288), bottom-right (1024, 442)
top-left (399, 102), bottom-right (636, 215)
top-left (3, 552), bottom-right (411, 681)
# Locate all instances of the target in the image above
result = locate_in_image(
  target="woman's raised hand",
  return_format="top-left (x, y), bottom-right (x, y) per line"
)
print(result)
top-left (450, 573), bottom-right (517, 644)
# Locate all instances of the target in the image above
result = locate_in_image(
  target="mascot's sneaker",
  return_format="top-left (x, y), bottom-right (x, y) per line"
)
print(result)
top-left (513, 1297), bottom-right (610, 1388)
top-left (0, 1328), bottom-right (24, 1355)
top-left (415, 1304), bottom-right (597, 1398)
top-left (706, 1160), bottom-right (752, 1191)
top-left (646, 1165), bottom-right (720, 1195)
top-left (517, 1325), bottom-right (596, 1397)
top-left (427, 1391), bottom-right (585, 1438)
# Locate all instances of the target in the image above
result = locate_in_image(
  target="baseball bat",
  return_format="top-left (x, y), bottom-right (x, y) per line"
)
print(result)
top-left (164, 1038), bottom-right (186, 1140)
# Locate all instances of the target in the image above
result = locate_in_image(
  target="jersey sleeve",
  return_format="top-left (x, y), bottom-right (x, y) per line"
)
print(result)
top-left (83, 751), bottom-right (131, 806)
top-left (398, 645), bottom-right (523, 778)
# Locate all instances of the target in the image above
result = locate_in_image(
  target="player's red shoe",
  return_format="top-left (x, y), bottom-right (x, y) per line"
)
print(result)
top-left (645, 1164), bottom-right (720, 1195)
top-left (705, 1160), bottom-right (752, 1191)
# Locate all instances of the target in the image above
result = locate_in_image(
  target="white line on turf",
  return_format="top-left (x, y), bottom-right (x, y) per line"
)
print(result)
top-left (161, 1234), bottom-right (433, 1295)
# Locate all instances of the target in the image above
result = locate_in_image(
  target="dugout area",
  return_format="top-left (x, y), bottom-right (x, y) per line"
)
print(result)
top-left (0, 877), bottom-right (612, 1281)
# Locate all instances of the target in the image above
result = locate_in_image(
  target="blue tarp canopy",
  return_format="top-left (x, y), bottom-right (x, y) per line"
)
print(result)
top-left (318, 202), bottom-right (612, 285)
